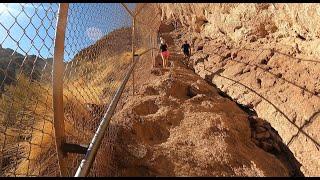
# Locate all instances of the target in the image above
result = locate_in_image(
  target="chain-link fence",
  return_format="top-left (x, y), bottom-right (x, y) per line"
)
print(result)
top-left (135, 3), bottom-right (161, 70)
top-left (60, 3), bottom-right (134, 176)
top-left (0, 3), bottom-right (60, 176)
top-left (0, 3), bottom-right (161, 177)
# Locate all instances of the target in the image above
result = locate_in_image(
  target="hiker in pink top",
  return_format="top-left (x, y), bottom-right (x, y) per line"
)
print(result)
top-left (159, 37), bottom-right (170, 68)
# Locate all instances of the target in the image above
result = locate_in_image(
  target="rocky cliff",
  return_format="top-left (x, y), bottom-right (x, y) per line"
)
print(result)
top-left (150, 3), bottom-right (320, 176)
top-left (104, 42), bottom-right (302, 176)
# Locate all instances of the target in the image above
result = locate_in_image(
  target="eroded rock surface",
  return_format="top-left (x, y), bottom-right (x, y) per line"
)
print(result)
top-left (151, 3), bottom-right (320, 176)
top-left (105, 52), bottom-right (300, 176)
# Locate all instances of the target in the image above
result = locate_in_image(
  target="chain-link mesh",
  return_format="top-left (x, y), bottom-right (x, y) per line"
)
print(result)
top-left (0, 3), bottom-right (59, 176)
top-left (0, 3), bottom-right (162, 177)
top-left (61, 3), bottom-right (132, 176)
top-left (134, 3), bottom-right (161, 69)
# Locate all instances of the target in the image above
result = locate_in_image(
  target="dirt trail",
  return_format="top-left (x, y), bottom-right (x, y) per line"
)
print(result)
top-left (164, 31), bottom-right (303, 176)
top-left (103, 31), bottom-right (303, 176)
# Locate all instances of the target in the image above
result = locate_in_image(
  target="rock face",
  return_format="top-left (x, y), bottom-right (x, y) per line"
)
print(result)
top-left (160, 4), bottom-right (320, 54)
top-left (152, 3), bottom-right (320, 176)
top-left (0, 47), bottom-right (51, 92)
top-left (103, 48), bottom-right (302, 176)
top-left (248, 115), bottom-right (303, 177)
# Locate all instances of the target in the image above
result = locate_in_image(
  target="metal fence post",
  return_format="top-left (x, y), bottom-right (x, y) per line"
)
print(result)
top-left (132, 16), bottom-right (136, 96)
top-left (153, 32), bottom-right (156, 68)
top-left (149, 34), bottom-right (152, 59)
top-left (120, 3), bottom-right (136, 96)
top-left (52, 3), bottom-right (69, 177)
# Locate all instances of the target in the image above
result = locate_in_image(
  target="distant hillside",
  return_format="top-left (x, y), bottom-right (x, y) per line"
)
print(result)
top-left (0, 27), bottom-right (131, 93)
top-left (0, 26), bottom-right (133, 176)
top-left (73, 27), bottom-right (131, 62)
top-left (0, 46), bottom-right (52, 92)
top-left (64, 27), bottom-right (132, 83)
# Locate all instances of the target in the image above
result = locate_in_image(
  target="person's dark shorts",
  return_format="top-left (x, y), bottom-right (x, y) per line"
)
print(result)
top-left (183, 50), bottom-right (190, 56)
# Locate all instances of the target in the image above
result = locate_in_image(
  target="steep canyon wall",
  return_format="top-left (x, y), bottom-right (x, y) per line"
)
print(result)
top-left (142, 3), bottom-right (320, 176)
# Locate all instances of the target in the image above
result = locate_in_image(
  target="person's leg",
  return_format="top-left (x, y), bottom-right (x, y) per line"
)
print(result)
top-left (183, 51), bottom-right (188, 59)
top-left (164, 53), bottom-right (168, 68)
top-left (166, 52), bottom-right (170, 68)
top-left (161, 55), bottom-right (166, 68)
top-left (164, 53), bottom-right (169, 68)
top-left (162, 56), bottom-right (165, 67)
top-left (164, 57), bottom-right (167, 68)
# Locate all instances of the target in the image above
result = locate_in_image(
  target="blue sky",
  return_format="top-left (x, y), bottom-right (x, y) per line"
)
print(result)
top-left (0, 3), bottom-right (135, 61)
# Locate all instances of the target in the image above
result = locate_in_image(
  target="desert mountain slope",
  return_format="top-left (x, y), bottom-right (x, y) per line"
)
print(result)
top-left (101, 31), bottom-right (302, 177)
top-left (150, 3), bottom-right (320, 176)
